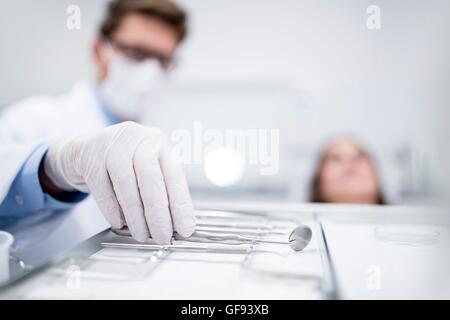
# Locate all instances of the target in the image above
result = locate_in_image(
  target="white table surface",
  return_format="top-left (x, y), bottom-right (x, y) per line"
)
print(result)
top-left (321, 218), bottom-right (450, 299)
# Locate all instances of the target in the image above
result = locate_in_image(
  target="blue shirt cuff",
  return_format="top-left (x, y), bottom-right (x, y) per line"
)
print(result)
top-left (0, 144), bottom-right (88, 223)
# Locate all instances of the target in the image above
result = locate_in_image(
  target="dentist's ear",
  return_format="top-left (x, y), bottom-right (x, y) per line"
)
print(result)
top-left (92, 37), bottom-right (110, 82)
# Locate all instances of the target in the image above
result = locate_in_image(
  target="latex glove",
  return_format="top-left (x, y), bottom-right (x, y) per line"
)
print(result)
top-left (43, 121), bottom-right (195, 243)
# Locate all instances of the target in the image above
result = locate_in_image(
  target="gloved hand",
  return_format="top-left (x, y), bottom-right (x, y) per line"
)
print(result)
top-left (43, 121), bottom-right (195, 243)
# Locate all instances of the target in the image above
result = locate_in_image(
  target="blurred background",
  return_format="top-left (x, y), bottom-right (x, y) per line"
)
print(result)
top-left (0, 0), bottom-right (449, 205)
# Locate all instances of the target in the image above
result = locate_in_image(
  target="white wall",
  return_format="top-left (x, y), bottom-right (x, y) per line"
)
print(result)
top-left (0, 0), bottom-right (449, 203)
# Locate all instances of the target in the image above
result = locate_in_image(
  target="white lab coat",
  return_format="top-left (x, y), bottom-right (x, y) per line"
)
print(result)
top-left (0, 82), bottom-right (114, 251)
top-left (0, 82), bottom-right (110, 203)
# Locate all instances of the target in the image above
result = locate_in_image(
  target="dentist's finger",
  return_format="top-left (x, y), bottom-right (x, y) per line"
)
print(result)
top-left (134, 138), bottom-right (173, 244)
top-left (159, 141), bottom-right (195, 238)
top-left (106, 149), bottom-right (149, 242)
top-left (86, 169), bottom-right (125, 230)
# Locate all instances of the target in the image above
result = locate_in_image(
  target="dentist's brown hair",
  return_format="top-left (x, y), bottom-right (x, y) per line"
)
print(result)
top-left (100, 0), bottom-right (188, 42)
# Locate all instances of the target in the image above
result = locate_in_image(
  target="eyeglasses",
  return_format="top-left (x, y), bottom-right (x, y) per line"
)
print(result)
top-left (106, 37), bottom-right (177, 71)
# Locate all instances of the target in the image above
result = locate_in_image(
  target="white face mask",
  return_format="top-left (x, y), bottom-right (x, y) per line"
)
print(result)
top-left (99, 55), bottom-right (168, 122)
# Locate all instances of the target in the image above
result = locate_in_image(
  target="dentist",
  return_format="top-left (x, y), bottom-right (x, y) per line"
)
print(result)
top-left (0, 0), bottom-right (195, 244)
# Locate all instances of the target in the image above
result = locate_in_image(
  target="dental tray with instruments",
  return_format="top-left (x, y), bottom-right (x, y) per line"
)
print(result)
top-left (105, 210), bottom-right (313, 254)
top-left (38, 209), bottom-right (331, 299)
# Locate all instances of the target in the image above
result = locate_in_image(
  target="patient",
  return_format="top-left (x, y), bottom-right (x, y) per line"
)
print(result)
top-left (310, 137), bottom-right (385, 204)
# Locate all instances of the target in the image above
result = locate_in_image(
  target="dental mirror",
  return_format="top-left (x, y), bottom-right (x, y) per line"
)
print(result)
top-left (288, 225), bottom-right (313, 251)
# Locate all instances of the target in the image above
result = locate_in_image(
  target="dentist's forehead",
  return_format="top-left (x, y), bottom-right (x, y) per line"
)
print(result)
top-left (113, 13), bottom-right (179, 55)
